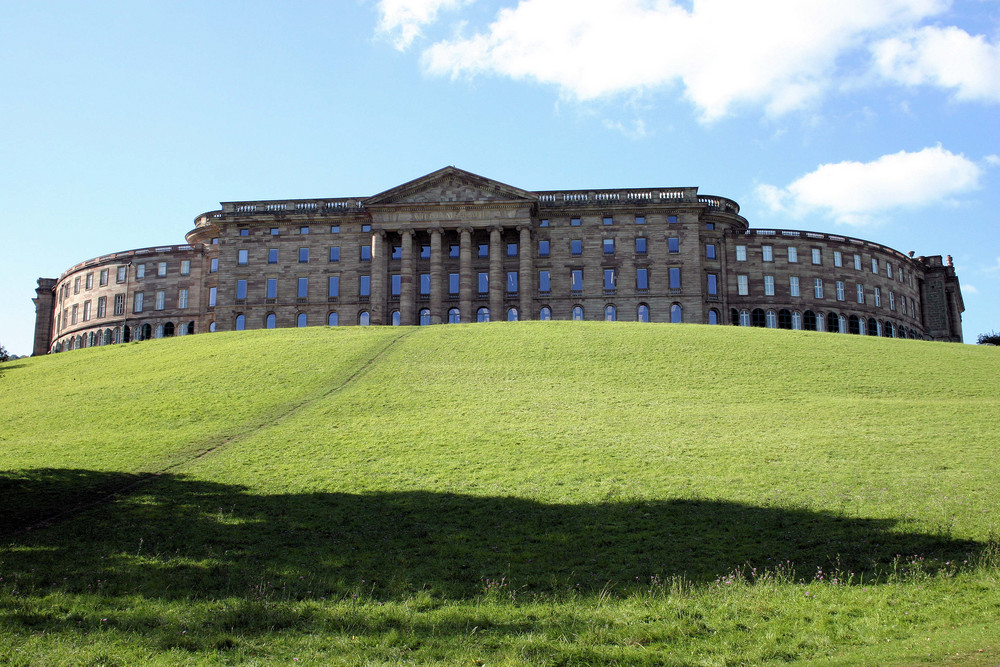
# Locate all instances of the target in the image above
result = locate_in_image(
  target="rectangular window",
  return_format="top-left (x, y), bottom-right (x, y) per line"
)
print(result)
top-left (478, 272), bottom-right (489, 294)
top-left (901, 295), bottom-right (907, 315)
top-left (99, 269), bottom-right (109, 286)
top-left (330, 225), bottom-right (339, 234)
top-left (391, 274), bottom-right (401, 296)
top-left (635, 215), bottom-right (646, 225)
top-left (789, 276), bottom-right (800, 297)
top-left (874, 287), bottom-right (881, 307)
top-left (114, 293), bottom-right (124, 315)
top-left (834, 251), bottom-right (842, 267)
top-left (628, 237), bottom-right (644, 254)
top-left (538, 270), bottom-right (551, 292)
top-left (71, 304), bottom-right (78, 323)
top-left (871, 258), bottom-right (878, 273)
top-left (360, 275), bottom-right (370, 296)
top-left (360, 246), bottom-right (371, 261)
top-left (669, 267), bottom-right (681, 289)
top-left (539, 218), bottom-right (549, 227)
top-left (836, 280), bottom-right (845, 301)
top-left (857, 284), bottom-right (864, 304)
top-left (668, 238), bottom-right (679, 253)
top-left (420, 273), bottom-right (431, 295)
top-left (811, 248), bottom-right (821, 265)
top-left (571, 239), bottom-right (582, 255)
top-left (667, 215), bottom-right (678, 224)
top-left (736, 245), bottom-right (747, 261)
top-left (788, 247), bottom-right (798, 263)
top-left (328, 276), bottom-right (339, 297)
top-left (854, 254), bottom-right (862, 270)
top-left (136, 264), bottom-right (145, 279)
top-left (267, 278), bottom-right (278, 299)
top-left (603, 269), bottom-right (616, 290)
top-left (361, 224), bottom-right (371, 232)
top-left (738, 274), bottom-right (748, 295)
top-left (299, 247), bottom-right (309, 263)
top-left (238, 250), bottom-right (248, 265)
top-left (889, 291), bottom-right (896, 310)
top-left (506, 271), bottom-right (518, 293)
top-left (178, 289), bottom-right (188, 309)
top-left (117, 266), bottom-right (127, 283)
top-left (571, 269), bottom-right (583, 292)
top-left (706, 222), bottom-right (715, 230)
top-left (210, 258), bottom-right (218, 273)
top-left (448, 273), bottom-right (460, 294)
top-left (271, 227), bottom-right (280, 236)
top-left (83, 300), bottom-right (91, 321)
top-left (706, 243), bottom-right (716, 259)
top-left (538, 240), bottom-right (550, 257)
top-left (329, 246), bottom-right (340, 262)
top-left (297, 278), bottom-right (308, 299)
top-left (886, 263), bottom-right (893, 279)
top-left (155, 290), bottom-right (165, 310)
top-left (239, 228), bottom-right (249, 236)
top-left (762, 245), bottom-right (773, 262)
top-left (268, 249), bottom-right (278, 264)
top-left (637, 268), bottom-right (649, 290)
top-left (236, 280), bottom-right (247, 300)
top-left (420, 245), bottom-right (431, 259)
top-left (208, 287), bottom-right (217, 307)
top-left (300, 226), bottom-right (310, 235)
top-left (764, 275), bottom-right (775, 296)
top-left (133, 292), bottom-right (144, 313)
top-left (478, 243), bottom-right (489, 258)
top-left (571, 217), bottom-right (581, 226)
top-left (85, 273), bottom-right (94, 289)
top-left (181, 260), bottom-right (191, 275)
top-left (158, 262), bottom-right (167, 277)
top-left (603, 238), bottom-right (615, 255)
top-left (603, 216), bottom-right (613, 226)
top-left (391, 245), bottom-right (402, 260)
top-left (96, 296), bottom-right (106, 318)
top-left (707, 273), bottom-right (718, 295)
top-left (449, 244), bottom-right (460, 258)
top-left (814, 278), bottom-right (824, 299)
top-left (507, 243), bottom-right (518, 257)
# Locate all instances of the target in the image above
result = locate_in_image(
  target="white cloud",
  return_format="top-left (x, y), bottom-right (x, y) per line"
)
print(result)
top-left (377, 0), bottom-right (472, 50)
top-left (602, 118), bottom-right (648, 139)
top-left (757, 146), bottom-right (982, 226)
top-left (418, 0), bottom-right (947, 121)
top-left (963, 284), bottom-right (978, 295)
top-left (872, 26), bottom-right (1000, 102)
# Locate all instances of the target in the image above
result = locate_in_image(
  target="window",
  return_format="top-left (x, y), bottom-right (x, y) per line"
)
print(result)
top-left (792, 311), bottom-right (802, 329)
top-left (789, 276), bottom-right (800, 297)
top-left (871, 258), bottom-right (878, 273)
top-left (178, 289), bottom-right (188, 309)
top-left (637, 268), bottom-right (649, 290)
top-left (420, 273), bottom-right (431, 295)
top-left (297, 313), bottom-right (307, 327)
top-left (811, 248), bottom-right (821, 265)
top-left (97, 296), bottom-right (107, 318)
top-left (328, 312), bottom-right (339, 326)
top-left (100, 269), bottom-right (109, 286)
top-left (707, 273), bottom-right (718, 295)
top-left (538, 270), bottom-right (551, 292)
top-left (764, 275), bottom-right (775, 296)
top-left (210, 258), bottom-right (218, 273)
top-left (571, 240), bottom-right (582, 255)
top-left (238, 250), bottom-right (249, 265)
top-left (236, 280), bottom-right (247, 300)
top-left (359, 275), bottom-right (370, 296)
top-left (136, 265), bottom-right (145, 279)
top-left (538, 240), bottom-right (550, 257)
top-left (667, 215), bottom-right (678, 224)
top-left (85, 273), bottom-right (94, 289)
top-left (158, 262), bottom-right (167, 277)
top-left (264, 249), bottom-right (276, 264)
top-left (449, 273), bottom-right (459, 294)
top-left (834, 251), bottom-right (842, 267)
top-left (391, 245), bottom-right (402, 260)
top-left (449, 244), bottom-right (460, 258)
top-left (117, 266), bottom-right (127, 283)
top-left (766, 310), bottom-right (777, 328)
top-left (572, 306), bottom-right (584, 321)
top-left (239, 229), bottom-right (249, 237)
top-left (297, 278), bottom-right (308, 299)
top-left (448, 308), bottom-right (460, 323)
top-left (539, 219), bottom-right (549, 227)
top-left (330, 225), bottom-right (339, 234)
top-left (601, 216), bottom-right (613, 226)
top-left (328, 276), bottom-right (339, 298)
top-left (874, 287), bottom-right (881, 307)
top-left (391, 274), bottom-right (401, 296)
top-left (737, 274), bottom-right (749, 295)
top-left (71, 304), bottom-right (78, 324)
top-left (300, 226), bottom-right (310, 235)
top-left (267, 278), bottom-right (278, 299)
top-left (603, 238), bottom-right (615, 255)
top-left (328, 246), bottom-right (340, 262)
top-left (539, 306), bottom-right (551, 321)
top-left (814, 278), bottom-right (824, 298)
top-left (391, 310), bottom-right (400, 326)
top-left (266, 313), bottom-right (276, 329)
top-left (477, 307), bottom-right (490, 323)
top-left (360, 246), bottom-right (371, 261)
top-left (211, 237), bottom-right (219, 245)
top-left (889, 291), bottom-right (896, 310)
top-left (506, 271), bottom-right (518, 294)
top-left (421, 309), bottom-right (432, 325)
top-left (669, 267), bottom-right (681, 289)
top-left (706, 222), bottom-right (715, 230)
top-left (762, 245), bottom-right (773, 262)
top-left (708, 309), bottom-right (719, 325)
top-left (209, 287), bottom-right (217, 307)
top-left (638, 304), bottom-right (650, 322)
top-left (271, 227), bottom-right (280, 236)
top-left (571, 217), bottom-right (581, 226)
top-left (706, 244), bottom-right (716, 259)
top-left (361, 224), bottom-right (371, 232)
top-left (83, 301), bottom-right (91, 321)
top-left (635, 216), bottom-right (646, 225)
top-left (477, 243), bottom-right (489, 258)
top-left (886, 263), bottom-right (893, 279)
top-left (478, 272), bottom-right (489, 294)
top-left (668, 238), bottom-right (679, 253)
top-left (420, 245), bottom-right (431, 259)
top-left (359, 311), bottom-right (370, 325)
top-left (857, 284), bottom-right (865, 304)
top-left (571, 269), bottom-right (583, 292)
top-left (854, 254), bottom-right (862, 270)
top-left (603, 269), bottom-right (616, 291)
top-left (736, 245), bottom-right (747, 261)
top-left (507, 243), bottom-right (518, 257)
top-left (236, 315), bottom-right (246, 330)
top-left (788, 247), bottom-right (798, 263)
top-left (134, 292), bottom-right (144, 312)
top-left (836, 281), bottom-right (845, 301)
top-left (670, 304), bottom-right (682, 323)
top-left (506, 308), bottom-right (518, 322)
top-left (636, 237), bottom-right (647, 254)
top-left (605, 305), bottom-right (617, 321)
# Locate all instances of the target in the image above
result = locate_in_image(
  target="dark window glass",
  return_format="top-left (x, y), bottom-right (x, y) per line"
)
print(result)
top-left (706, 222), bottom-right (715, 230)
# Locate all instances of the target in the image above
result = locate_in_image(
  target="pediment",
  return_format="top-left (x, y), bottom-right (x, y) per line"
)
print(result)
top-left (365, 167), bottom-right (537, 207)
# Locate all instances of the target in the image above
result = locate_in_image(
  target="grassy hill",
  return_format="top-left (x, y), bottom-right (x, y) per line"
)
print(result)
top-left (2, 323), bottom-right (999, 665)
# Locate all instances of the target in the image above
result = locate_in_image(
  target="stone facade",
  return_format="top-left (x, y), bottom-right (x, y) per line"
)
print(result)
top-left (34, 167), bottom-right (964, 355)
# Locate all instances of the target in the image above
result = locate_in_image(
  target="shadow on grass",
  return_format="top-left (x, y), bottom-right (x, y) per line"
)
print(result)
top-left (0, 468), bottom-right (985, 601)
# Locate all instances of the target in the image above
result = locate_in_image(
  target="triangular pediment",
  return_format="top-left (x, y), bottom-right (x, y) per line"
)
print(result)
top-left (365, 167), bottom-right (537, 206)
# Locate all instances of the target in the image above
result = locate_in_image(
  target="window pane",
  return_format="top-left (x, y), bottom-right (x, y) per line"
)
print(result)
top-left (478, 273), bottom-right (489, 293)
top-left (668, 238), bottom-right (679, 253)
top-left (538, 240), bottom-right (550, 256)
top-left (538, 270), bottom-right (550, 292)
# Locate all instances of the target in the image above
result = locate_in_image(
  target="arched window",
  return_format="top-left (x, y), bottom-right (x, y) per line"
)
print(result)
top-left (572, 306), bottom-right (584, 321)
top-left (638, 304), bottom-right (650, 322)
top-left (177, 322), bottom-right (187, 336)
top-left (235, 315), bottom-right (246, 331)
top-left (507, 307), bottom-right (518, 321)
top-left (113, 327), bottom-right (121, 344)
top-left (778, 309), bottom-right (792, 329)
top-left (266, 313), bottom-right (276, 329)
top-left (328, 312), bottom-right (339, 326)
top-left (391, 310), bottom-right (400, 326)
top-left (751, 308), bottom-right (766, 327)
top-left (141, 324), bottom-right (152, 340)
top-left (670, 304), bottom-right (682, 323)
top-left (186, 321), bottom-right (195, 335)
top-left (209, 321), bottom-right (216, 333)
top-left (791, 311), bottom-right (802, 330)
top-left (887, 321), bottom-right (896, 338)
top-left (708, 308), bottom-right (719, 325)
top-left (539, 306), bottom-right (551, 321)
top-left (359, 311), bottom-right (370, 326)
top-left (477, 307), bottom-right (490, 323)
top-left (837, 314), bottom-right (846, 333)
top-left (123, 326), bottom-right (132, 342)
top-left (104, 329), bottom-right (113, 345)
top-left (803, 311), bottom-right (817, 331)
top-left (605, 305), bottom-right (617, 322)
top-left (297, 313), bottom-right (307, 327)
top-left (739, 309), bottom-right (750, 327)
top-left (164, 322), bottom-right (175, 337)
top-left (420, 309), bottom-right (432, 326)
top-left (448, 308), bottom-right (460, 324)
top-left (868, 318), bottom-right (878, 336)
top-left (154, 324), bottom-right (164, 339)
top-left (765, 310), bottom-right (777, 328)
top-left (827, 312), bottom-right (839, 333)
top-left (849, 315), bottom-right (860, 335)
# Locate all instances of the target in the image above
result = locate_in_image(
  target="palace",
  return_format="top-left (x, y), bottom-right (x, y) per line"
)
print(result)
top-left (32, 166), bottom-right (964, 355)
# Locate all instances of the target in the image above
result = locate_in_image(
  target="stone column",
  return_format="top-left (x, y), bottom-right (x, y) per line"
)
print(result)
top-left (459, 227), bottom-right (473, 322)
top-left (429, 227), bottom-right (443, 324)
top-left (370, 230), bottom-right (385, 325)
top-left (489, 226), bottom-right (503, 320)
top-left (400, 229), bottom-right (415, 325)
top-left (518, 225), bottom-right (532, 321)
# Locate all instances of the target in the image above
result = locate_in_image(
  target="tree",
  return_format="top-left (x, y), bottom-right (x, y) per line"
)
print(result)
top-left (0, 343), bottom-right (8, 363)
top-left (978, 331), bottom-right (1000, 346)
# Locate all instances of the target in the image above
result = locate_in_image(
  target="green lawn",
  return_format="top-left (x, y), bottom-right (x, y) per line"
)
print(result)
top-left (2, 323), bottom-right (998, 665)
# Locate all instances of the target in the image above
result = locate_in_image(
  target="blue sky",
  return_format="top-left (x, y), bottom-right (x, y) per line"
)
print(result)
top-left (2, 0), bottom-right (998, 354)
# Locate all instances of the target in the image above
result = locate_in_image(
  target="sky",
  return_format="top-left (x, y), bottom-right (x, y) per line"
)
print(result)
top-left (1, 0), bottom-right (998, 354)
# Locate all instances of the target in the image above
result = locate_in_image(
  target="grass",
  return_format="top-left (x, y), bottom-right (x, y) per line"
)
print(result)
top-left (1, 322), bottom-right (999, 665)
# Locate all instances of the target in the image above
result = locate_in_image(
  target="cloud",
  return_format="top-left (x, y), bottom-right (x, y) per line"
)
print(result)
top-left (377, 0), bottom-right (471, 50)
top-left (757, 146), bottom-right (982, 226)
top-left (417, 0), bottom-right (947, 121)
top-left (872, 26), bottom-right (1000, 102)
top-left (602, 118), bottom-right (648, 139)
top-left (962, 284), bottom-right (978, 295)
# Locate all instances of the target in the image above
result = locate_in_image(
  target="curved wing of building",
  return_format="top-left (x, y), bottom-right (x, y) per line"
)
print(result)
top-left (32, 166), bottom-right (964, 355)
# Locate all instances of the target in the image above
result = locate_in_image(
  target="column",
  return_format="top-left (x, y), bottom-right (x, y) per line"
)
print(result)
top-left (400, 229), bottom-right (415, 325)
top-left (518, 225), bottom-right (533, 321)
top-left (370, 230), bottom-right (385, 325)
top-left (489, 226), bottom-right (502, 320)
top-left (459, 227), bottom-right (473, 322)
top-left (429, 227), bottom-right (443, 324)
